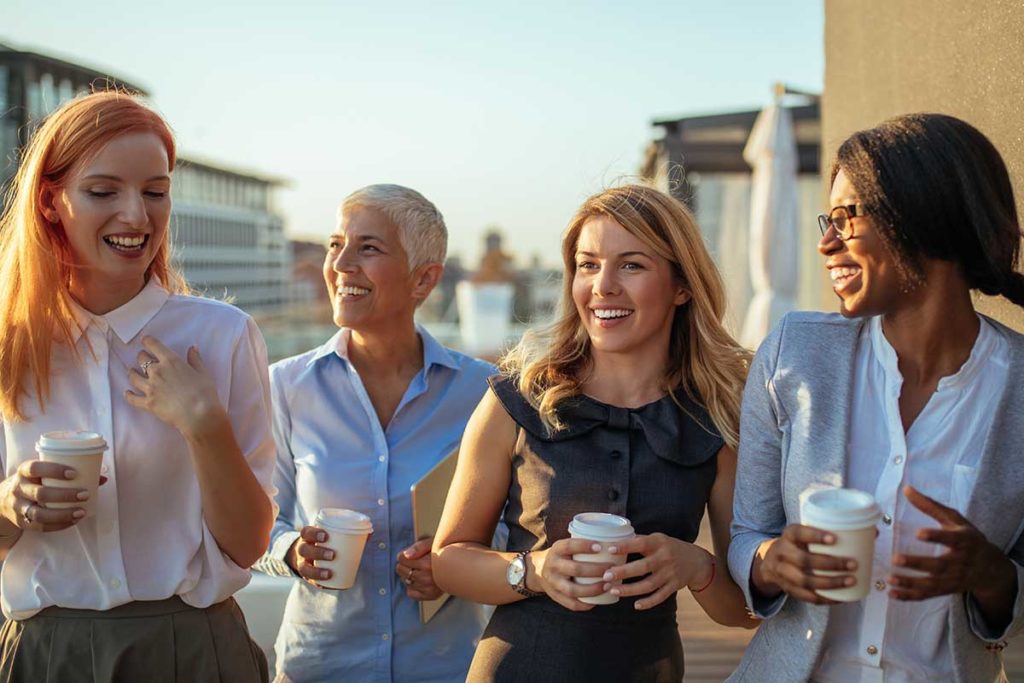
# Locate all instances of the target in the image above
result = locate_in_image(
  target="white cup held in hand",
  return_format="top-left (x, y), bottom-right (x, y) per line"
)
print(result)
top-left (801, 488), bottom-right (880, 602)
top-left (313, 508), bottom-right (374, 590)
top-left (568, 512), bottom-right (635, 605)
top-left (36, 431), bottom-right (107, 519)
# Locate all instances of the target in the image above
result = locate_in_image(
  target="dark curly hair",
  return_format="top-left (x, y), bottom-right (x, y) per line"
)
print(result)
top-left (831, 113), bottom-right (1024, 306)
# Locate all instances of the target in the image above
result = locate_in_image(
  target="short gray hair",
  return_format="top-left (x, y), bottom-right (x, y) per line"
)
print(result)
top-left (340, 184), bottom-right (447, 269)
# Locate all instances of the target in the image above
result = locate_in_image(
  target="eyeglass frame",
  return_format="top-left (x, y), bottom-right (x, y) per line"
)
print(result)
top-left (817, 204), bottom-right (866, 241)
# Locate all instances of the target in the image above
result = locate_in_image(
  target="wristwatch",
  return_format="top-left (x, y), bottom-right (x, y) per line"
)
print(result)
top-left (507, 550), bottom-right (544, 598)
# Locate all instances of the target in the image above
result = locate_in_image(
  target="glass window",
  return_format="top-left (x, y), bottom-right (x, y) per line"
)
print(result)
top-left (0, 66), bottom-right (8, 111)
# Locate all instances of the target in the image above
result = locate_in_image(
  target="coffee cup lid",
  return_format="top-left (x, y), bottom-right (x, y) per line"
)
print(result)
top-left (316, 508), bottom-right (373, 534)
top-left (36, 431), bottom-right (108, 454)
top-left (568, 512), bottom-right (635, 541)
top-left (802, 488), bottom-right (880, 529)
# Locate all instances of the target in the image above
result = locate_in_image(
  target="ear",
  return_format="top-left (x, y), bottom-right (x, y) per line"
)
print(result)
top-left (410, 262), bottom-right (444, 303)
top-left (674, 284), bottom-right (691, 307)
top-left (37, 183), bottom-right (62, 224)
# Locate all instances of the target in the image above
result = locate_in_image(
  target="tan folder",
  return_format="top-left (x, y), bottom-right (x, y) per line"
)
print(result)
top-left (410, 447), bottom-right (459, 624)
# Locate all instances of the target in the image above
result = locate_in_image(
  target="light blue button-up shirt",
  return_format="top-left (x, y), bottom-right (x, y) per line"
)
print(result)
top-left (257, 326), bottom-right (496, 682)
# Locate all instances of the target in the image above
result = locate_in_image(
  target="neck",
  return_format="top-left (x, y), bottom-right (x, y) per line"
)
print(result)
top-left (580, 347), bottom-right (670, 408)
top-left (881, 268), bottom-right (979, 386)
top-left (69, 273), bottom-right (146, 315)
top-left (348, 320), bottom-right (423, 376)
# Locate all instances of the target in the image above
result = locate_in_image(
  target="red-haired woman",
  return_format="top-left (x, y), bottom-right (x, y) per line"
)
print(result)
top-left (0, 91), bottom-right (274, 681)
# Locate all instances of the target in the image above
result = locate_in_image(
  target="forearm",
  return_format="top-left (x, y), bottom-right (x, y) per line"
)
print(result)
top-left (433, 542), bottom-right (526, 605)
top-left (971, 552), bottom-right (1018, 633)
top-left (186, 410), bottom-right (273, 568)
top-left (691, 549), bottom-right (760, 628)
top-left (750, 539), bottom-right (783, 600)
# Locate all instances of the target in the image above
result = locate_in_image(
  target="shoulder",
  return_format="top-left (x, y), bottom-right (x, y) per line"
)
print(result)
top-left (269, 347), bottom-right (323, 389)
top-left (440, 347), bottom-right (497, 381)
top-left (161, 293), bottom-right (253, 333)
top-left (757, 311), bottom-right (862, 364)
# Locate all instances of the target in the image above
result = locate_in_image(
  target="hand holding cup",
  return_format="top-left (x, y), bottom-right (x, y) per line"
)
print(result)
top-left (0, 460), bottom-right (90, 532)
top-left (600, 533), bottom-right (713, 610)
top-left (287, 525), bottom-right (337, 585)
top-left (754, 524), bottom-right (858, 605)
top-left (530, 538), bottom-right (616, 612)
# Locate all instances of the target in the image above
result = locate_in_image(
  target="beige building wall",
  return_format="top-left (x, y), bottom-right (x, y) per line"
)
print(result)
top-left (823, 0), bottom-right (1024, 330)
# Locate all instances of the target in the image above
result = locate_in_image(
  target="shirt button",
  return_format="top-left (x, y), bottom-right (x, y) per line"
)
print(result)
top-left (867, 645), bottom-right (878, 656)
top-left (378, 455), bottom-right (386, 463)
top-left (882, 514), bottom-right (893, 525)
top-left (381, 633), bottom-right (390, 641)
top-left (893, 455), bottom-right (904, 465)
top-left (875, 580), bottom-right (886, 591)
top-left (377, 499), bottom-right (385, 506)
top-left (609, 450), bottom-right (622, 459)
top-left (110, 578), bottom-right (121, 589)
top-left (378, 588), bottom-right (386, 596)
top-left (378, 542), bottom-right (387, 550)
top-left (607, 490), bottom-right (619, 501)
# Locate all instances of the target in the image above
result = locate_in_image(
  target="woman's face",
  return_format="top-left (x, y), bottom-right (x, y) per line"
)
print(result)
top-left (572, 216), bottom-right (689, 359)
top-left (819, 169), bottom-right (906, 318)
top-left (44, 132), bottom-right (171, 312)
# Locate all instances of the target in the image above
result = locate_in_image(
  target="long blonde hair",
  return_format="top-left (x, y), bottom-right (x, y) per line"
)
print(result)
top-left (0, 90), bottom-right (189, 421)
top-left (501, 184), bottom-right (751, 448)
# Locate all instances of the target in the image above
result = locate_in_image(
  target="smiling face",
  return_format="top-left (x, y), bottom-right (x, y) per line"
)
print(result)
top-left (43, 131), bottom-right (172, 312)
top-left (323, 206), bottom-right (423, 332)
top-left (819, 168), bottom-right (909, 318)
top-left (571, 216), bottom-right (689, 360)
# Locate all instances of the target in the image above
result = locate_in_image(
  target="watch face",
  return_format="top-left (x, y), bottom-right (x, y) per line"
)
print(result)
top-left (507, 556), bottom-right (526, 586)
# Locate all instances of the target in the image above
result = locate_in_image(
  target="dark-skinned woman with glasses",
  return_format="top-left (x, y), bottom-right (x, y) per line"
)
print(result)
top-left (727, 113), bottom-right (1024, 683)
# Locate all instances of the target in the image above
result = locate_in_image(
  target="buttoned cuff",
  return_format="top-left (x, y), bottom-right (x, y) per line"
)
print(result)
top-left (966, 559), bottom-right (1024, 642)
top-left (728, 530), bottom-right (788, 619)
top-left (253, 530), bottom-right (301, 578)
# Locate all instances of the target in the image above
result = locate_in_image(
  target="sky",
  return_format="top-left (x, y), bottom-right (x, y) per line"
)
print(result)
top-left (4, 0), bottom-right (823, 267)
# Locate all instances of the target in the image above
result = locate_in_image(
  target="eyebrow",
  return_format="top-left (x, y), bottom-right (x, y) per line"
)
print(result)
top-left (327, 234), bottom-right (385, 243)
top-left (576, 250), bottom-right (653, 259)
top-left (81, 174), bottom-right (171, 183)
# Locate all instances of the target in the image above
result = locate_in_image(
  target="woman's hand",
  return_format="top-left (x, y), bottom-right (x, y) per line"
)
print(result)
top-left (287, 525), bottom-right (338, 585)
top-left (753, 524), bottom-right (857, 605)
top-left (125, 336), bottom-right (226, 439)
top-left (0, 460), bottom-right (89, 532)
top-left (396, 538), bottom-right (443, 601)
top-left (600, 533), bottom-right (714, 610)
top-left (889, 486), bottom-right (1016, 603)
top-left (528, 538), bottom-right (615, 612)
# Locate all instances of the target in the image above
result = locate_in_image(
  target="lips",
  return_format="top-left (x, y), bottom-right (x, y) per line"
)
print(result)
top-left (591, 308), bottom-right (633, 320)
top-left (103, 234), bottom-right (149, 253)
top-left (336, 283), bottom-right (371, 298)
top-left (829, 265), bottom-right (862, 291)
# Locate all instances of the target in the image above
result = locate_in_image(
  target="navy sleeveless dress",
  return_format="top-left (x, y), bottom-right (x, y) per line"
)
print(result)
top-left (468, 376), bottom-right (724, 683)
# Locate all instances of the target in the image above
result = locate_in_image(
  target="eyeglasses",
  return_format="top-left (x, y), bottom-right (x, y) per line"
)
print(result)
top-left (817, 204), bottom-right (865, 241)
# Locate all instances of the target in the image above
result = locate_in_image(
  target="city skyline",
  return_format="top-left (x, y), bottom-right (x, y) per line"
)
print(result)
top-left (4, 0), bottom-right (823, 266)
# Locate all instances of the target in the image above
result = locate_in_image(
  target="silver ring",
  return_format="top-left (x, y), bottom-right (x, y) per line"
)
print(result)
top-left (404, 568), bottom-right (415, 585)
top-left (140, 359), bottom-right (156, 374)
top-left (21, 503), bottom-right (35, 527)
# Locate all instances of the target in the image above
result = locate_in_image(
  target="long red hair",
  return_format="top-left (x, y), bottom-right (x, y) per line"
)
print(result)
top-left (0, 90), bottom-right (189, 420)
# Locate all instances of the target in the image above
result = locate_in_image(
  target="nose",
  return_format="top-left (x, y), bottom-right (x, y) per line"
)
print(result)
top-left (332, 244), bottom-right (357, 273)
top-left (593, 263), bottom-right (620, 296)
top-left (117, 193), bottom-right (148, 229)
top-left (817, 224), bottom-right (844, 256)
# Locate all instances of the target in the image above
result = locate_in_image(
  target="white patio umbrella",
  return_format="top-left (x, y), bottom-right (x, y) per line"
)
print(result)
top-left (739, 89), bottom-right (800, 348)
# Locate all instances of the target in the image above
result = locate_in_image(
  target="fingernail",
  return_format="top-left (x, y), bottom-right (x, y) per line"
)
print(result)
top-left (64, 469), bottom-right (77, 480)
top-left (319, 570), bottom-right (329, 579)
top-left (846, 560), bottom-right (857, 570)
top-left (404, 549), bottom-right (414, 558)
top-left (844, 577), bottom-right (856, 586)
top-left (591, 543), bottom-right (601, 552)
top-left (72, 510), bottom-right (85, 518)
top-left (823, 534), bottom-right (835, 544)
top-left (317, 532), bottom-right (326, 542)
top-left (611, 587), bottom-right (620, 596)
top-left (602, 583), bottom-right (612, 591)
top-left (607, 546), bottom-right (618, 554)
top-left (75, 490), bottom-right (90, 500)
top-left (602, 571), bottom-right (613, 581)
top-left (324, 550), bottom-right (335, 560)
top-left (633, 601), bottom-right (642, 609)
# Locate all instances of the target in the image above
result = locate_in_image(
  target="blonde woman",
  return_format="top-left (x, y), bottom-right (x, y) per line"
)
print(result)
top-left (0, 91), bottom-right (274, 681)
top-left (433, 185), bottom-right (757, 682)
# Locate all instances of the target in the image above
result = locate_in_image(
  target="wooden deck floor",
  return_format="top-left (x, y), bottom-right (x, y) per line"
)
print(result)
top-left (676, 520), bottom-right (1024, 682)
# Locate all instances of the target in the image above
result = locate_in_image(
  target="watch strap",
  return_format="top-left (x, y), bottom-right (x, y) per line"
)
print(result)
top-left (512, 550), bottom-right (544, 598)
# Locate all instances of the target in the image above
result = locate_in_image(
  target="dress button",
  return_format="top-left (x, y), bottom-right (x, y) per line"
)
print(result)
top-left (893, 455), bottom-right (904, 465)
top-left (882, 514), bottom-right (893, 525)
top-left (381, 633), bottom-right (390, 641)
top-left (609, 450), bottom-right (622, 459)
top-left (607, 490), bottom-right (619, 501)
top-left (378, 542), bottom-right (387, 550)
top-left (378, 588), bottom-right (386, 596)
top-left (874, 580), bottom-right (886, 591)
top-left (377, 499), bottom-right (386, 506)
top-left (378, 455), bottom-right (386, 463)
top-left (866, 645), bottom-right (878, 656)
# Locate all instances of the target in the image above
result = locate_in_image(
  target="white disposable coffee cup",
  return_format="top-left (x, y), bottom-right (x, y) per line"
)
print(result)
top-left (36, 431), bottom-right (107, 519)
top-left (313, 508), bottom-right (373, 590)
top-left (801, 488), bottom-right (881, 602)
top-left (568, 512), bottom-right (636, 605)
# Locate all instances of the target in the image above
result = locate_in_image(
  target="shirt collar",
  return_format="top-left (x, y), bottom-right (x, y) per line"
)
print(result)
top-left (868, 313), bottom-right (996, 392)
top-left (307, 324), bottom-right (461, 371)
top-left (67, 277), bottom-right (171, 345)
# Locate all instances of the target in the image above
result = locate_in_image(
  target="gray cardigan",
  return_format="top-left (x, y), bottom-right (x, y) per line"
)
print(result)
top-left (727, 311), bottom-right (1024, 683)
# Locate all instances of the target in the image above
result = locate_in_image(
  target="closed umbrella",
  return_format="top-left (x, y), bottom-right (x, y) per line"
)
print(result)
top-left (740, 91), bottom-right (800, 348)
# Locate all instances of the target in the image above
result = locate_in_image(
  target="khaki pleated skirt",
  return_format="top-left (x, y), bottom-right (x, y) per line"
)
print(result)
top-left (0, 596), bottom-right (268, 683)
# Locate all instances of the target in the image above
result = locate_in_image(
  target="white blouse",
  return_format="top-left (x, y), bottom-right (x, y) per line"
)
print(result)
top-left (0, 279), bottom-right (276, 620)
top-left (813, 315), bottom-right (1009, 683)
